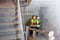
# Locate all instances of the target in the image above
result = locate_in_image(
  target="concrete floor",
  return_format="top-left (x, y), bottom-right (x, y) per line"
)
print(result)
top-left (36, 34), bottom-right (48, 40)
top-left (29, 33), bottom-right (48, 40)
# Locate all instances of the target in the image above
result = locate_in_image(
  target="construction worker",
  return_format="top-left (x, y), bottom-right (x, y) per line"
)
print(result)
top-left (30, 15), bottom-right (37, 27)
top-left (36, 16), bottom-right (41, 29)
top-left (30, 16), bottom-right (41, 29)
top-left (29, 15), bottom-right (37, 36)
top-left (29, 15), bottom-right (41, 36)
top-left (36, 16), bottom-right (42, 36)
top-left (36, 16), bottom-right (42, 30)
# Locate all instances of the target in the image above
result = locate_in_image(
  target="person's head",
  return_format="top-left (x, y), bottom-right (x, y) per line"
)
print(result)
top-left (37, 16), bottom-right (40, 19)
top-left (32, 15), bottom-right (37, 19)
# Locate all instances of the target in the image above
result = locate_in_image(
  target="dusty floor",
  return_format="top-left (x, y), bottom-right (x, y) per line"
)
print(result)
top-left (29, 33), bottom-right (48, 40)
top-left (37, 34), bottom-right (48, 40)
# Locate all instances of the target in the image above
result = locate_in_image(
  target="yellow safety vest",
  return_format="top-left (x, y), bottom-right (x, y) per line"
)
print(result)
top-left (30, 19), bottom-right (40, 27)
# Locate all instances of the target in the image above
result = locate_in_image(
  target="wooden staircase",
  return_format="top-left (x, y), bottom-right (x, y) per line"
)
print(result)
top-left (0, 0), bottom-right (24, 40)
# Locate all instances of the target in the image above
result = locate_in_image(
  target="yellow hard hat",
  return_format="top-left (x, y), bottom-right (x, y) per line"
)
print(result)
top-left (32, 15), bottom-right (37, 18)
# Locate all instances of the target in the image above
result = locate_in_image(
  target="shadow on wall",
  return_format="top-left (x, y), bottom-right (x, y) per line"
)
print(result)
top-left (39, 7), bottom-right (56, 31)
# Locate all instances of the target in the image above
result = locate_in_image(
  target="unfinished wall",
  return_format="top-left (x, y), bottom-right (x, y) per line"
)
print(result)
top-left (39, 0), bottom-right (60, 40)
top-left (24, 0), bottom-right (60, 40)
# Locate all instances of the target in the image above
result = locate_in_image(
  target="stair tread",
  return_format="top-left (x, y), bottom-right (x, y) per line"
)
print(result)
top-left (0, 16), bottom-right (18, 18)
top-left (0, 27), bottom-right (19, 32)
top-left (0, 21), bottom-right (19, 25)
top-left (0, 11), bottom-right (17, 13)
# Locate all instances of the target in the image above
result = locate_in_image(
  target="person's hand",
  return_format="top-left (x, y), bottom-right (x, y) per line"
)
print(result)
top-left (37, 25), bottom-right (40, 27)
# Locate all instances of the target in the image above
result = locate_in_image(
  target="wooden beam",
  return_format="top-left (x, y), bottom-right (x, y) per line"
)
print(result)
top-left (10, 38), bottom-right (22, 40)
top-left (17, 0), bottom-right (24, 40)
top-left (29, 28), bottom-right (49, 35)
top-left (29, 36), bottom-right (35, 40)
top-left (20, 0), bottom-right (25, 1)
top-left (12, 0), bottom-right (17, 6)
top-left (26, 0), bottom-right (32, 5)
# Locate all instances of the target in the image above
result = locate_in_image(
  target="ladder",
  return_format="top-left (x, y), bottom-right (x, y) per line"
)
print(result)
top-left (0, 0), bottom-right (24, 40)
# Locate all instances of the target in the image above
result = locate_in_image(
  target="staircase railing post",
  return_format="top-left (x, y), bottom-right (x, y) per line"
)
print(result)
top-left (17, 0), bottom-right (24, 40)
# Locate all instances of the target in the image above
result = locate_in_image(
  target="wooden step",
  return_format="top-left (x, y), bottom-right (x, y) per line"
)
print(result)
top-left (0, 34), bottom-right (22, 40)
top-left (0, 8), bottom-right (15, 9)
top-left (0, 27), bottom-right (19, 32)
top-left (10, 34), bottom-right (23, 40)
top-left (0, 21), bottom-right (19, 25)
top-left (0, 16), bottom-right (18, 18)
top-left (0, 11), bottom-right (17, 13)
top-left (29, 36), bottom-right (35, 40)
top-left (10, 38), bottom-right (22, 40)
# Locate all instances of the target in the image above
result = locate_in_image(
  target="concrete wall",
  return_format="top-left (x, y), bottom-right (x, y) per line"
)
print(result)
top-left (39, 0), bottom-right (60, 40)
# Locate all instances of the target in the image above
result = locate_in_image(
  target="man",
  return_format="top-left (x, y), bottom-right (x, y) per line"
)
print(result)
top-left (29, 15), bottom-right (41, 36)
top-left (30, 15), bottom-right (37, 28)
top-left (36, 16), bottom-right (41, 29)
top-left (36, 16), bottom-right (42, 30)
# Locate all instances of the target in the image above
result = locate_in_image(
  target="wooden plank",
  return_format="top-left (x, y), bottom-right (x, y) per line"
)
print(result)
top-left (29, 28), bottom-right (49, 40)
top-left (0, 27), bottom-right (19, 32)
top-left (0, 16), bottom-right (18, 18)
top-left (20, 0), bottom-right (25, 1)
top-left (0, 34), bottom-right (22, 40)
top-left (12, 0), bottom-right (17, 6)
top-left (17, 0), bottom-right (24, 40)
top-left (0, 21), bottom-right (19, 25)
top-left (0, 11), bottom-right (17, 13)
top-left (29, 36), bottom-right (35, 40)
top-left (0, 0), bottom-right (15, 8)
top-left (29, 28), bottom-right (49, 34)
top-left (10, 34), bottom-right (24, 40)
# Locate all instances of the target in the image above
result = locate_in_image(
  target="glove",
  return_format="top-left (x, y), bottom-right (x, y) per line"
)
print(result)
top-left (37, 25), bottom-right (40, 27)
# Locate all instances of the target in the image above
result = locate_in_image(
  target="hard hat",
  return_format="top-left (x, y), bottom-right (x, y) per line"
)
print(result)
top-left (32, 15), bottom-right (37, 19)
top-left (32, 15), bottom-right (36, 17)
top-left (37, 16), bottom-right (40, 19)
